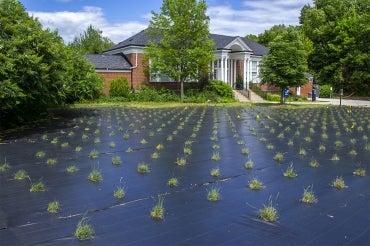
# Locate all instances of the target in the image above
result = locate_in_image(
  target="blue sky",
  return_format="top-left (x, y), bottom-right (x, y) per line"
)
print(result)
top-left (20, 0), bottom-right (313, 43)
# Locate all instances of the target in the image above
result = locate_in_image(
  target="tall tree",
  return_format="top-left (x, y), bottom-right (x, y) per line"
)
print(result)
top-left (300, 0), bottom-right (370, 95)
top-left (0, 0), bottom-right (102, 128)
top-left (144, 0), bottom-right (215, 100)
top-left (259, 26), bottom-right (308, 103)
top-left (69, 25), bottom-right (114, 54)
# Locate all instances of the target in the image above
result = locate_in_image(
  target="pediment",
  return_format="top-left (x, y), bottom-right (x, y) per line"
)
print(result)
top-left (225, 37), bottom-right (252, 52)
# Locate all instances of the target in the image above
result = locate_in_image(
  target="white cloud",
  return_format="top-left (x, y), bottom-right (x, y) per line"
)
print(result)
top-left (30, 6), bottom-right (147, 43)
top-left (207, 0), bottom-right (313, 36)
top-left (29, 0), bottom-right (313, 44)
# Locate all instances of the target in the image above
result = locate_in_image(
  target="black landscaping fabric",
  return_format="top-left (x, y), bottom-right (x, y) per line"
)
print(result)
top-left (0, 106), bottom-right (369, 245)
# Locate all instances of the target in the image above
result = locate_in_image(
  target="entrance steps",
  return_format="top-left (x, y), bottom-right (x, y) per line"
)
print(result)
top-left (233, 90), bottom-right (267, 103)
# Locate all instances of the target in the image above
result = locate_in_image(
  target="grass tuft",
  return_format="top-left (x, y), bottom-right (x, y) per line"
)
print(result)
top-left (113, 186), bottom-right (125, 199)
top-left (273, 152), bottom-right (284, 162)
top-left (47, 200), bottom-right (60, 213)
top-left (66, 165), bottom-right (79, 173)
top-left (207, 187), bottom-right (221, 201)
top-left (150, 196), bottom-right (165, 220)
top-left (249, 178), bottom-right (264, 190)
top-left (353, 168), bottom-right (366, 177)
top-left (137, 163), bottom-right (149, 174)
top-left (300, 185), bottom-right (318, 204)
top-left (14, 169), bottom-right (28, 180)
top-left (283, 163), bottom-right (298, 178)
top-left (167, 177), bottom-right (179, 187)
top-left (30, 180), bottom-right (45, 192)
top-left (74, 216), bottom-right (94, 240)
top-left (258, 200), bottom-right (278, 222)
top-left (88, 168), bottom-right (102, 183)
top-left (331, 176), bottom-right (347, 189)
top-left (111, 156), bottom-right (122, 165)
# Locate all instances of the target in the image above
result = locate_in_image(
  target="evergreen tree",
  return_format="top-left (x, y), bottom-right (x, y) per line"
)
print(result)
top-left (145, 0), bottom-right (215, 100)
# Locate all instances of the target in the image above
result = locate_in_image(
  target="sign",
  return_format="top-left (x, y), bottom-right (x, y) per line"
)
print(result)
top-left (283, 89), bottom-right (289, 98)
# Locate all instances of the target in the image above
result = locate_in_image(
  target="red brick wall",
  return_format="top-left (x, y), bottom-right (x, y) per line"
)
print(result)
top-left (300, 82), bottom-right (313, 97)
top-left (98, 72), bottom-right (131, 95)
top-left (126, 53), bottom-right (150, 90)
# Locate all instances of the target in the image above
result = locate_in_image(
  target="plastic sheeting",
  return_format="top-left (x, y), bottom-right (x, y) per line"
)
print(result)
top-left (0, 106), bottom-right (369, 245)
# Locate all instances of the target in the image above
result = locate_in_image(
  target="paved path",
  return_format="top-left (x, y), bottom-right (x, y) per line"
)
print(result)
top-left (289, 98), bottom-right (370, 107)
top-left (233, 90), bottom-right (369, 107)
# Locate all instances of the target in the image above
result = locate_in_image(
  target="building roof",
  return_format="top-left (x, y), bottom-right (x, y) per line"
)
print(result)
top-left (84, 54), bottom-right (132, 70)
top-left (105, 29), bottom-right (268, 56)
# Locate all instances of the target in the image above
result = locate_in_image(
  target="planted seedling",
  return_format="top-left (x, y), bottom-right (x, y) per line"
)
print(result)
top-left (319, 144), bottom-right (326, 152)
top-left (150, 196), bottom-right (165, 220)
top-left (156, 144), bottom-right (164, 150)
top-left (331, 176), bottom-right (347, 189)
top-left (210, 168), bottom-right (220, 177)
top-left (88, 168), bottom-right (102, 183)
top-left (241, 147), bottom-right (250, 155)
top-left (30, 179), bottom-right (46, 192)
top-left (151, 152), bottom-right (160, 159)
top-left (94, 137), bottom-right (101, 144)
top-left (287, 139), bottom-right (294, 146)
top-left (300, 185), bottom-right (318, 204)
top-left (88, 150), bottom-right (99, 159)
top-left (46, 158), bottom-right (57, 166)
top-left (112, 156), bottom-right (122, 165)
top-left (66, 165), bottom-right (79, 173)
top-left (75, 146), bottom-right (82, 152)
top-left (183, 147), bottom-right (192, 155)
top-left (0, 159), bottom-right (10, 172)
top-left (248, 178), bottom-right (264, 190)
top-left (176, 157), bottom-right (187, 166)
top-left (273, 152), bottom-right (284, 162)
top-left (109, 141), bottom-right (116, 148)
top-left (211, 151), bottom-right (221, 161)
top-left (212, 144), bottom-right (220, 150)
top-left (140, 139), bottom-right (148, 145)
top-left (14, 169), bottom-right (28, 180)
top-left (207, 187), bottom-right (221, 201)
top-left (298, 148), bottom-right (307, 156)
top-left (331, 154), bottom-right (340, 161)
top-left (266, 143), bottom-right (274, 150)
top-left (137, 163), bottom-right (149, 174)
top-left (113, 186), bottom-right (125, 199)
top-left (245, 159), bottom-right (254, 169)
top-left (349, 149), bottom-right (357, 156)
top-left (60, 142), bottom-right (69, 148)
top-left (35, 151), bottom-right (46, 158)
top-left (167, 177), bottom-right (179, 187)
top-left (283, 163), bottom-right (298, 178)
top-left (47, 200), bottom-right (60, 213)
top-left (353, 168), bottom-right (366, 177)
top-left (126, 147), bottom-right (133, 153)
top-left (50, 137), bottom-right (58, 144)
top-left (258, 200), bottom-right (278, 222)
top-left (309, 159), bottom-right (319, 168)
top-left (74, 216), bottom-right (94, 240)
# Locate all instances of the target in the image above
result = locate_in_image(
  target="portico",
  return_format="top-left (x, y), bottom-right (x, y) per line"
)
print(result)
top-left (211, 37), bottom-right (263, 90)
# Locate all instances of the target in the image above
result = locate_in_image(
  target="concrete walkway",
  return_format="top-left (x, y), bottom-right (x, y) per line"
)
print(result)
top-left (290, 98), bottom-right (370, 107)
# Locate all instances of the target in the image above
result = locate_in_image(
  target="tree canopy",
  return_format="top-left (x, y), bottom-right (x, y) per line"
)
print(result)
top-left (259, 26), bottom-right (308, 103)
top-left (300, 0), bottom-right (370, 95)
top-left (144, 0), bottom-right (215, 100)
top-left (69, 25), bottom-right (115, 54)
top-left (0, 0), bottom-right (103, 128)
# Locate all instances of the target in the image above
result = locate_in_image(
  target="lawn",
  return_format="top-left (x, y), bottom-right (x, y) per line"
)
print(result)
top-left (0, 105), bottom-right (369, 245)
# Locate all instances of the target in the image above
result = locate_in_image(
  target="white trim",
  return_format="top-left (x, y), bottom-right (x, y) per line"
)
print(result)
top-left (225, 37), bottom-right (252, 52)
top-left (96, 69), bottom-right (131, 73)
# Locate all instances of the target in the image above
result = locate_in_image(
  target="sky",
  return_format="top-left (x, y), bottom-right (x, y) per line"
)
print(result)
top-left (20, 0), bottom-right (314, 44)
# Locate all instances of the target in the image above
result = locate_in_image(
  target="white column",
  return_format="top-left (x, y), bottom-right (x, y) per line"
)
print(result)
top-left (220, 58), bottom-right (224, 82)
top-left (243, 58), bottom-right (247, 89)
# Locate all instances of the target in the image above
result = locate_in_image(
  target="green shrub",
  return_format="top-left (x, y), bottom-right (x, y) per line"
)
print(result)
top-left (266, 93), bottom-right (281, 102)
top-left (319, 84), bottom-right (331, 98)
top-left (207, 80), bottom-right (233, 98)
top-left (132, 86), bottom-right (180, 102)
top-left (109, 77), bottom-right (130, 97)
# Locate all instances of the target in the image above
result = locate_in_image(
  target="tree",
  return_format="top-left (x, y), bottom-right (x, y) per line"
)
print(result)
top-left (300, 0), bottom-right (370, 95)
top-left (69, 25), bottom-right (114, 54)
top-left (254, 24), bottom-right (288, 47)
top-left (144, 0), bottom-right (215, 100)
top-left (0, 0), bottom-right (102, 128)
top-left (259, 26), bottom-right (308, 103)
